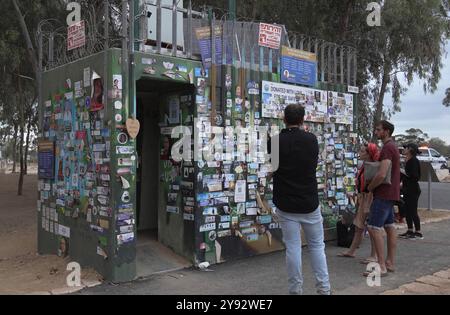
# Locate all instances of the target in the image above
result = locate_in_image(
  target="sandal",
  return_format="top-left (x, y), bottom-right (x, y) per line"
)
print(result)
top-left (386, 265), bottom-right (396, 273)
top-left (360, 258), bottom-right (378, 265)
top-left (363, 271), bottom-right (389, 278)
top-left (337, 253), bottom-right (355, 258)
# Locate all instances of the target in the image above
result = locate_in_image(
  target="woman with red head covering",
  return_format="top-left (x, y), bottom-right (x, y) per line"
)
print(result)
top-left (338, 143), bottom-right (380, 262)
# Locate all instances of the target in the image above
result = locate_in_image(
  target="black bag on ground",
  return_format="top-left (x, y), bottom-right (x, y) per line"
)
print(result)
top-left (336, 221), bottom-right (355, 248)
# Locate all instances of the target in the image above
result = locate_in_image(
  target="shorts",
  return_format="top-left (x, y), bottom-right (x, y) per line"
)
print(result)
top-left (367, 198), bottom-right (395, 230)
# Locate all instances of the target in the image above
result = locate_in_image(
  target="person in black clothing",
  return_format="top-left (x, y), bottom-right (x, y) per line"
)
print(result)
top-left (399, 143), bottom-right (423, 240)
top-left (270, 104), bottom-right (331, 295)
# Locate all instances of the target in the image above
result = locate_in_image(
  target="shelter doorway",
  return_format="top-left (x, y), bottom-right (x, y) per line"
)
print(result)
top-left (135, 78), bottom-right (194, 277)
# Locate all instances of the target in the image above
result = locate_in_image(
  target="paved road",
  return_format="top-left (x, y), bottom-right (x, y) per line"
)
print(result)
top-left (77, 220), bottom-right (450, 295)
top-left (419, 182), bottom-right (450, 210)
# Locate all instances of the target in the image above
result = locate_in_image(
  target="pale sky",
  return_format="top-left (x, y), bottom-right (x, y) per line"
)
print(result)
top-left (389, 44), bottom-right (450, 144)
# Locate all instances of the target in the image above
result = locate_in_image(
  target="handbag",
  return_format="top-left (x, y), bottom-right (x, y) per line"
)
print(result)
top-left (337, 221), bottom-right (355, 248)
top-left (364, 161), bottom-right (392, 185)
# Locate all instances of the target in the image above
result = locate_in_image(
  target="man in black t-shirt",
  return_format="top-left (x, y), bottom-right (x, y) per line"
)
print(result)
top-left (271, 104), bottom-right (331, 295)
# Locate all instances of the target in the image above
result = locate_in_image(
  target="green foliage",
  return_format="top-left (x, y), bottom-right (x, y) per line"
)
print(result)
top-left (429, 138), bottom-right (450, 157)
top-left (396, 128), bottom-right (430, 146)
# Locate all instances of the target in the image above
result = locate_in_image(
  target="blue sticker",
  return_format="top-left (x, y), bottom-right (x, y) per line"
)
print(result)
top-left (194, 68), bottom-right (209, 78)
top-left (85, 97), bottom-right (91, 109)
top-left (101, 128), bottom-right (110, 138)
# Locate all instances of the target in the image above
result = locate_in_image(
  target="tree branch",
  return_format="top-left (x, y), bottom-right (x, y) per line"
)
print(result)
top-left (11, 0), bottom-right (39, 80)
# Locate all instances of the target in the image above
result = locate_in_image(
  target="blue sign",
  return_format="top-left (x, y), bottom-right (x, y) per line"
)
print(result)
top-left (281, 46), bottom-right (317, 87)
top-left (195, 26), bottom-right (232, 69)
top-left (38, 140), bottom-right (55, 180)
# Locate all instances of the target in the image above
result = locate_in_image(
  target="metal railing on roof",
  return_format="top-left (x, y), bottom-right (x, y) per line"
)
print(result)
top-left (38, 0), bottom-right (357, 86)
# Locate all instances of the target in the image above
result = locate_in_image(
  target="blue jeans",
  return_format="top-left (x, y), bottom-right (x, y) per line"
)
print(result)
top-left (275, 207), bottom-right (331, 295)
top-left (368, 198), bottom-right (395, 231)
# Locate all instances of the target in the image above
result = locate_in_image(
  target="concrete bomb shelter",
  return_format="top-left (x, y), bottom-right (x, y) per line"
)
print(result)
top-left (37, 0), bottom-right (359, 282)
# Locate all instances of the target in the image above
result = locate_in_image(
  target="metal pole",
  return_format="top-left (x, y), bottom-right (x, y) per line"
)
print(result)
top-left (320, 42), bottom-right (325, 82)
top-left (211, 14), bottom-right (217, 127)
top-left (187, 0), bottom-right (193, 59)
top-left (333, 45), bottom-right (337, 84)
top-left (104, 0), bottom-right (110, 122)
top-left (156, 0), bottom-right (162, 54)
top-left (122, 0), bottom-right (129, 119)
top-left (130, 0), bottom-right (136, 118)
top-left (428, 165), bottom-right (433, 211)
top-left (172, 0), bottom-right (178, 57)
top-left (38, 30), bottom-right (43, 135)
top-left (49, 32), bottom-right (54, 68)
top-left (228, 0), bottom-right (236, 20)
top-left (347, 49), bottom-right (351, 87)
top-left (340, 46), bottom-right (344, 85)
top-left (104, 0), bottom-right (110, 50)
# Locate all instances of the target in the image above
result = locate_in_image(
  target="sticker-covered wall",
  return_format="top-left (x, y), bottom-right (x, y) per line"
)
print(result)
top-left (191, 69), bottom-right (358, 266)
top-left (38, 51), bottom-right (118, 279)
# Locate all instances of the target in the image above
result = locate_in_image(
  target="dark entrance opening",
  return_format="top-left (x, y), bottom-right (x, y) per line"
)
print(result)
top-left (135, 78), bottom-right (194, 277)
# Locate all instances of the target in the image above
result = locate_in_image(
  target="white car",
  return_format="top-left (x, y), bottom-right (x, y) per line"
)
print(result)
top-left (417, 147), bottom-right (448, 170)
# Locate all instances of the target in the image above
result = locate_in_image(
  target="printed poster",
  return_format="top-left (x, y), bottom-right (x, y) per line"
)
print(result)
top-left (261, 81), bottom-right (327, 122)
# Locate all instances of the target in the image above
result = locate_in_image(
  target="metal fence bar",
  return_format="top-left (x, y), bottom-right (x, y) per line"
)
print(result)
top-left (187, 0), bottom-right (193, 58)
top-left (353, 51), bottom-right (357, 86)
top-left (38, 29), bottom-right (43, 130)
top-left (104, 0), bottom-right (110, 122)
top-left (222, 19), bottom-right (227, 66)
top-left (172, 0), bottom-right (177, 56)
top-left (211, 14), bottom-right (216, 66)
top-left (321, 41), bottom-right (325, 82)
top-left (156, 0), bottom-right (162, 54)
top-left (259, 46), bottom-right (264, 72)
top-left (347, 48), bottom-right (351, 86)
top-left (333, 45), bottom-right (337, 83)
top-left (340, 46), bottom-right (344, 85)
top-left (327, 44), bottom-right (331, 82)
top-left (49, 32), bottom-right (54, 68)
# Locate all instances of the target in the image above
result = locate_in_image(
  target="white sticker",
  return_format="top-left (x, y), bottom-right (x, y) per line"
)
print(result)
top-left (84, 68), bottom-right (90, 87)
top-left (114, 101), bottom-right (123, 110)
top-left (113, 75), bottom-right (123, 90)
top-left (58, 225), bottom-right (71, 238)
top-left (116, 146), bottom-right (135, 155)
top-left (234, 180), bottom-right (247, 203)
top-left (200, 223), bottom-right (216, 233)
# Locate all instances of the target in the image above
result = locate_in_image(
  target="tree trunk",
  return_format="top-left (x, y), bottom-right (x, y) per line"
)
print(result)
top-left (12, 123), bottom-right (18, 173)
top-left (18, 121), bottom-right (24, 196)
top-left (339, 0), bottom-right (354, 42)
top-left (251, 0), bottom-right (258, 21)
top-left (24, 110), bottom-right (33, 175)
top-left (17, 72), bottom-right (25, 196)
top-left (372, 65), bottom-right (391, 140)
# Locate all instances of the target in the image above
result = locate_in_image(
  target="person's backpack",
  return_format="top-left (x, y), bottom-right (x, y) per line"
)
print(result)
top-left (336, 221), bottom-right (355, 248)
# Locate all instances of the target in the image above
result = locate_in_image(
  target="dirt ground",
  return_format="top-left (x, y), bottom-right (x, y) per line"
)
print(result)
top-left (0, 173), bottom-right (101, 295)
top-left (417, 208), bottom-right (450, 222)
